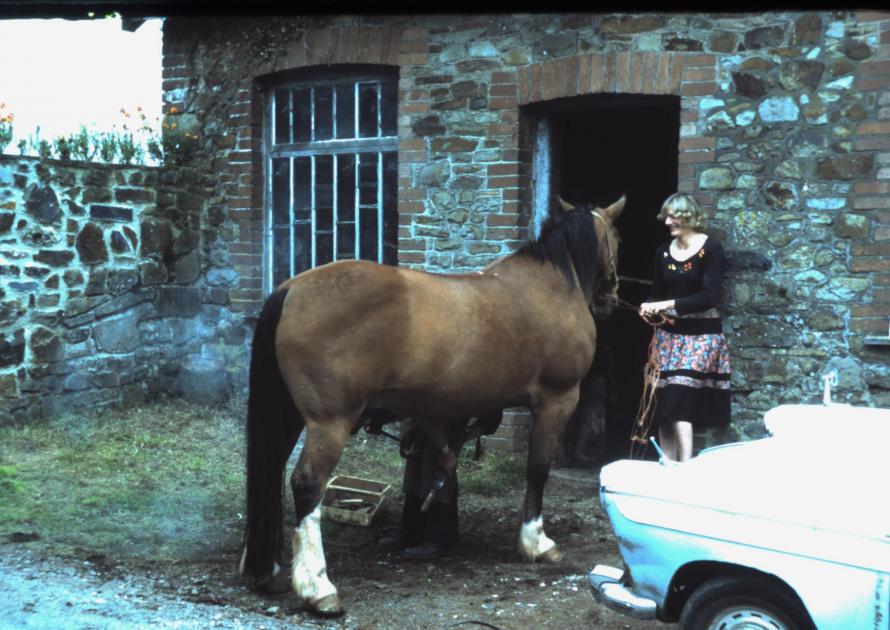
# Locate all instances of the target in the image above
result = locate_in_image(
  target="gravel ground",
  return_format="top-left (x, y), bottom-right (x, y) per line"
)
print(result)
top-left (0, 469), bottom-right (663, 630)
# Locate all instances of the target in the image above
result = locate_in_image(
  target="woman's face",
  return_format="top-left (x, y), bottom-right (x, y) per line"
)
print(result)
top-left (664, 211), bottom-right (694, 239)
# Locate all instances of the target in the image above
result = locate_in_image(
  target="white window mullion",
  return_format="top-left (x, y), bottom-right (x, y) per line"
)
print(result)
top-left (354, 82), bottom-right (360, 140)
top-left (289, 157), bottom-right (295, 278)
top-left (377, 151), bottom-right (383, 263)
top-left (288, 90), bottom-right (294, 144)
top-left (354, 153), bottom-right (361, 259)
top-left (310, 155), bottom-right (317, 268)
top-left (332, 154), bottom-right (339, 262)
top-left (376, 81), bottom-right (382, 138)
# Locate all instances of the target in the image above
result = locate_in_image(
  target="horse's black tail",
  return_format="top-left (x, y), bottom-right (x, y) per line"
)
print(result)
top-left (242, 288), bottom-right (302, 582)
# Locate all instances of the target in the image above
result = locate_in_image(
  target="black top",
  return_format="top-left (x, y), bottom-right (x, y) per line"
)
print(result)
top-left (647, 237), bottom-right (726, 335)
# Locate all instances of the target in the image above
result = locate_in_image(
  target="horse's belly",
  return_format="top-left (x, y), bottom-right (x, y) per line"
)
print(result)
top-left (370, 386), bottom-right (528, 420)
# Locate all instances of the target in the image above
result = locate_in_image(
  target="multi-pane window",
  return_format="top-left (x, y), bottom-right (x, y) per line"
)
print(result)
top-left (265, 71), bottom-right (399, 291)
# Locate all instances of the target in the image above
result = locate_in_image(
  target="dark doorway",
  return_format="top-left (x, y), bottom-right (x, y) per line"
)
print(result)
top-left (545, 94), bottom-right (680, 466)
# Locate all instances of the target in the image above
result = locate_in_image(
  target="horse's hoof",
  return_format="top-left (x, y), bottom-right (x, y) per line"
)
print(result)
top-left (309, 593), bottom-right (345, 617)
top-left (538, 546), bottom-right (563, 563)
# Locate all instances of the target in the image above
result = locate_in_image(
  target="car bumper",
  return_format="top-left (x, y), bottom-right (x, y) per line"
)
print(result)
top-left (588, 564), bottom-right (657, 620)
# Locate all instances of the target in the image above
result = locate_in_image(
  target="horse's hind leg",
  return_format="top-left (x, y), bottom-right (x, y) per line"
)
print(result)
top-left (289, 416), bottom-right (353, 617)
top-left (519, 387), bottom-right (580, 563)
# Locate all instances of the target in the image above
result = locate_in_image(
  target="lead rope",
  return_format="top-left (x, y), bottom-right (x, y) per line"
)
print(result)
top-left (629, 309), bottom-right (675, 460)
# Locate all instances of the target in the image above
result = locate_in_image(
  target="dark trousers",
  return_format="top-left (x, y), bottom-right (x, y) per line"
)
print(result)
top-left (399, 440), bottom-right (459, 548)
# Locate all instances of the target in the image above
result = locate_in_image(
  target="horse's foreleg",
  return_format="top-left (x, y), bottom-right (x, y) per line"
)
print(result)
top-left (289, 417), bottom-right (352, 617)
top-left (519, 388), bottom-right (580, 563)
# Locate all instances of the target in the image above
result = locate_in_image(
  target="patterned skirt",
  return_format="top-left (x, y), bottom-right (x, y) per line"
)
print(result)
top-left (652, 328), bottom-right (731, 429)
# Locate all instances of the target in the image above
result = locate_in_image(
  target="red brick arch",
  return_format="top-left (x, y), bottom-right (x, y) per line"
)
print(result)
top-left (517, 51), bottom-right (717, 103)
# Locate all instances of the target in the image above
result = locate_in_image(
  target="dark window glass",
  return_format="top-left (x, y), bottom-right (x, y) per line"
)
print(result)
top-left (293, 157), bottom-right (311, 222)
top-left (293, 88), bottom-right (311, 143)
top-left (272, 226), bottom-right (291, 286)
top-left (336, 154), bottom-right (357, 260)
top-left (315, 155), bottom-right (334, 210)
top-left (294, 221), bottom-right (311, 275)
top-left (336, 83), bottom-right (356, 139)
top-left (358, 82), bottom-right (379, 138)
top-left (271, 158), bottom-right (290, 228)
top-left (316, 231), bottom-right (333, 266)
top-left (315, 86), bottom-right (333, 141)
top-left (274, 90), bottom-right (290, 144)
top-left (359, 206), bottom-right (378, 262)
top-left (358, 152), bottom-right (378, 206)
top-left (337, 221), bottom-right (355, 260)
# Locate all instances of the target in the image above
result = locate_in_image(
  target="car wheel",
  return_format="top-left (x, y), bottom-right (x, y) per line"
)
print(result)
top-left (679, 576), bottom-right (811, 630)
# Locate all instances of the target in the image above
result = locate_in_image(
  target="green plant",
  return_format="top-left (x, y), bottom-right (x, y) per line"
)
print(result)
top-left (0, 102), bottom-right (13, 153)
top-left (70, 125), bottom-right (95, 161)
top-left (118, 131), bottom-right (144, 165)
top-left (97, 131), bottom-right (118, 162)
top-left (36, 139), bottom-right (52, 160)
top-left (53, 135), bottom-right (72, 161)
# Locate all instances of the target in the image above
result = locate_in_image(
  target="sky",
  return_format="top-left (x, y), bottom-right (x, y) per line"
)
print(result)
top-left (0, 16), bottom-right (163, 150)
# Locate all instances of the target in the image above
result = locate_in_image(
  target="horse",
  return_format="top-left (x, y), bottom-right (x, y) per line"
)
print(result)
top-left (239, 195), bottom-right (625, 616)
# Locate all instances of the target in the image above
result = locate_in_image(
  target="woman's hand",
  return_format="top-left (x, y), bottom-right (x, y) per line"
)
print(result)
top-left (639, 300), bottom-right (673, 317)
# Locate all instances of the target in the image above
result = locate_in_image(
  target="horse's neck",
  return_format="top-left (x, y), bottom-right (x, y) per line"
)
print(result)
top-left (488, 253), bottom-right (588, 309)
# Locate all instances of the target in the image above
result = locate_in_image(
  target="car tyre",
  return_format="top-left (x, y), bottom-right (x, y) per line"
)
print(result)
top-left (679, 576), bottom-right (812, 630)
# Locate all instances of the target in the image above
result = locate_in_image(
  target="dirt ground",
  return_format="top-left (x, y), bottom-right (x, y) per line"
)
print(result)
top-left (0, 402), bottom-right (664, 630)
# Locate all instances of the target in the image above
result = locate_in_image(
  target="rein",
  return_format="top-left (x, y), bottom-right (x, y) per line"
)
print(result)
top-left (629, 310), bottom-right (675, 460)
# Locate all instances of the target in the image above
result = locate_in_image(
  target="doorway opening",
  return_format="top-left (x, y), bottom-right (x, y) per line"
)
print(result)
top-left (528, 93), bottom-right (680, 467)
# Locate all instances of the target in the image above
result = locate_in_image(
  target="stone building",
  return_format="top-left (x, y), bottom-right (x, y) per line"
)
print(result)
top-left (2, 12), bottom-right (889, 463)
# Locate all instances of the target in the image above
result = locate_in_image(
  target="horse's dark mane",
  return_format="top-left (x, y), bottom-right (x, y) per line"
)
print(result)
top-left (516, 205), bottom-right (600, 301)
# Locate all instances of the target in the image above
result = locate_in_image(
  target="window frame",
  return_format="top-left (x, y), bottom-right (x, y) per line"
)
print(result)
top-left (263, 70), bottom-right (399, 293)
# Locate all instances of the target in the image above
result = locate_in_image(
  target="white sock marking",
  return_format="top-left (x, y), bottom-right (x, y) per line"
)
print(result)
top-left (519, 515), bottom-right (556, 559)
top-left (291, 506), bottom-right (337, 603)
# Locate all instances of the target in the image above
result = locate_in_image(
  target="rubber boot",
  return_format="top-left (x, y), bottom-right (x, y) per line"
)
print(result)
top-left (378, 493), bottom-right (426, 551)
top-left (402, 495), bottom-right (459, 560)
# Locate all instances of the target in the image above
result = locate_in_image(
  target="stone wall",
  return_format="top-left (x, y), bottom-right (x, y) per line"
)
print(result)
top-left (158, 11), bottom-right (890, 448)
top-left (0, 156), bottom-right (252, 425)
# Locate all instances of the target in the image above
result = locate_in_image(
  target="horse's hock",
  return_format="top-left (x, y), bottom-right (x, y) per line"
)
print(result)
top-left (2, 12), bottom-right (890, 453)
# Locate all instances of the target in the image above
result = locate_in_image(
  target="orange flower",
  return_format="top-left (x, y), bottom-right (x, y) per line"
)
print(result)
top-left (169, 106), bottom-right (178, 114)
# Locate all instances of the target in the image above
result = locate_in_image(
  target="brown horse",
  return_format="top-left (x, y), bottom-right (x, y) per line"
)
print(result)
top-left (239, 195), bottom-right (625, 616)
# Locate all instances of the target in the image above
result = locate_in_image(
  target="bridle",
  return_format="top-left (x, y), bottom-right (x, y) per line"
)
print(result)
top-left (591, 210), bottom-right (619, 306)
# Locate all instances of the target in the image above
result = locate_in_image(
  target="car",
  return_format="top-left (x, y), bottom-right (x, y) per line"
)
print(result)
top-left (588, 403), bottom-right (890, 629)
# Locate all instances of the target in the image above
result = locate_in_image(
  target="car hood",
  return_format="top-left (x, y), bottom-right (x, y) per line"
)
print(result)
top-left (600, 430), bottom-right (890, 543)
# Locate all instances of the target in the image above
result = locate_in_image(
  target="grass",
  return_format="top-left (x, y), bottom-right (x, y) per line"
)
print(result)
top-left (0, 398), bottom-right (526, 560)
top-left (0, 398), bottom-right (247, 559)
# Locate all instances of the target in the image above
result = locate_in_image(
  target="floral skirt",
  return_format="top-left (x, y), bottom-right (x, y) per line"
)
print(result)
top-left (651, 329), bottom-right (731, 429)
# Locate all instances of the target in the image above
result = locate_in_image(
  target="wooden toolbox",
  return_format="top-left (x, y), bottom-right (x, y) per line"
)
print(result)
top-left (321, 475), bottom-right (391, 526)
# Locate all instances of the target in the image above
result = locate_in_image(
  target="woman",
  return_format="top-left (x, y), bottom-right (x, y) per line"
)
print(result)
top-left (639, 193), bottom-right (730, 462)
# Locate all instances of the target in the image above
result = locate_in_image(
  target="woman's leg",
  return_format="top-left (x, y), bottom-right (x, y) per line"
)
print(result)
top-left (675, 421), bottom-right (693, 462)
top-left (658, 422), bottom-right (678, 460)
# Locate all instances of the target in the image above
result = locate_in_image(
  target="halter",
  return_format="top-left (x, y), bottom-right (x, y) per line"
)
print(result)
top-left (591, 210), bottom-right (619, 305)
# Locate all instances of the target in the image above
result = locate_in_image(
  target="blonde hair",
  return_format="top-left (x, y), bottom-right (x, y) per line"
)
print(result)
top-left (657, 193), bottom-right (707, 230)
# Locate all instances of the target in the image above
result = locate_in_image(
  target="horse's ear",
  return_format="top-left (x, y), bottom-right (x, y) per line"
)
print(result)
top-left (557, 196), bottom-right (575, 213)
top-left (602, 195), bottom-right (626, 222)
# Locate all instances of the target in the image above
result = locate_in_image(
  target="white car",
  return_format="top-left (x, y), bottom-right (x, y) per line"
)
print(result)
top-left (588, 404), bottom-right (890, 629)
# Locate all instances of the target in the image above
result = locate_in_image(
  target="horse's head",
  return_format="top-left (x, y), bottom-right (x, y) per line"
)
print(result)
top-left (555, 195), bottom-right (625, 313)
